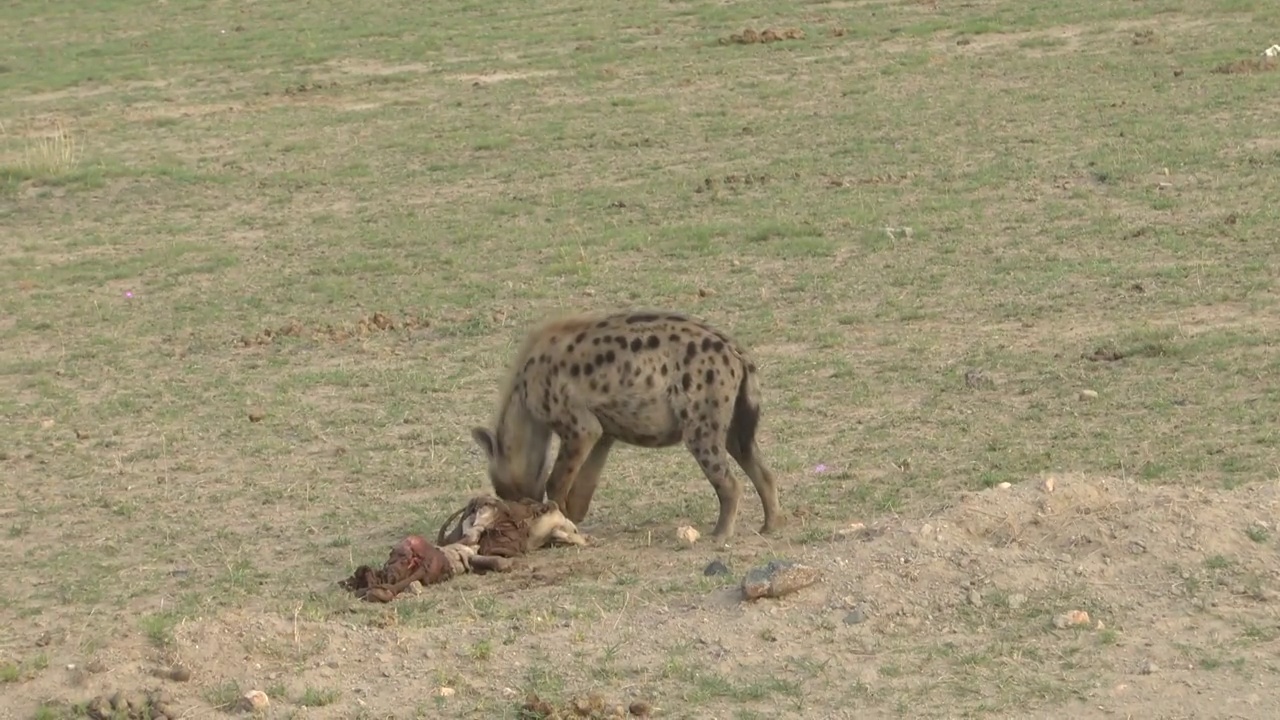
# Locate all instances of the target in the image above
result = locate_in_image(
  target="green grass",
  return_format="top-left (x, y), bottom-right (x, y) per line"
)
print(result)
top-left (3, 0), bottom-right (1280, 718)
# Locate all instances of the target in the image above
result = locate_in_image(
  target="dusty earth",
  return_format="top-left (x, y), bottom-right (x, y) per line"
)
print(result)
top-left (6, 473), bottom-right (1278, 718)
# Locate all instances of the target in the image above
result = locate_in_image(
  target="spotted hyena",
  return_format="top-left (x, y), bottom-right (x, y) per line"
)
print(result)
top-left (470, 309), bottom-right (781, 542)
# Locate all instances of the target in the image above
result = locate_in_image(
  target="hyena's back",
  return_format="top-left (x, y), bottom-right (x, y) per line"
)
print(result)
top-left (515, 310), bottom-right (757, 447)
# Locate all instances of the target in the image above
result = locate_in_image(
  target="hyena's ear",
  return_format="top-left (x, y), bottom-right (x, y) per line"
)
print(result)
top-left (471, 427), bottom-right (497, 459)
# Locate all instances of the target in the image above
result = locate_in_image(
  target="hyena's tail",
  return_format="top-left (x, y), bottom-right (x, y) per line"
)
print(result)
top-left (729, 360), bottom-right (763, 462)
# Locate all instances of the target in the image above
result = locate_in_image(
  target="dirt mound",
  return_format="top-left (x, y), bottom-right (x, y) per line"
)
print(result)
top-left (827, 474), bottom-right (1280, 622)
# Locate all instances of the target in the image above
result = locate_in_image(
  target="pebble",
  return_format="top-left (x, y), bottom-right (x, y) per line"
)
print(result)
top-left (1052, 610), bottom-right (1091, 628)
top-left (703, 559), bottom-right (731, 577)
top-left (1140, 659), bottom-right (1159, 675)
top-left (967, 590), bottom-right (984, 608)
top-left (844, 606), bottom-right (868, 625)
top-left (676, 525), bottom-right (700, 547)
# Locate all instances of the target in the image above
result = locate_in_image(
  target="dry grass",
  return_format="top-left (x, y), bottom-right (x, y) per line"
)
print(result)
top-left (0, 117), bottom-right (81, 178)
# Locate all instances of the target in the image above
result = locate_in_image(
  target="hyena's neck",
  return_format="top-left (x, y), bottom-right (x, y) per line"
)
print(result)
top-left (497, 394), bottom-right (552, 498)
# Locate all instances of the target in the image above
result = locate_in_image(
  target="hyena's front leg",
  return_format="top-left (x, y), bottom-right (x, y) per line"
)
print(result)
top-left (544, 415), bottom-right (603, 523)
top-left (565, 435), bottom-right (615, 524)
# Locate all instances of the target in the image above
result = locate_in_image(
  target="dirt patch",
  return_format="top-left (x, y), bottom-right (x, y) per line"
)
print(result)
top-left (1212, 57), bottom-right (1278, 75)
top-left (234, 311), bottom-right (429, 347)
top-left (720, 28), bottom-right (805, 45)
top-left (455, 70), bottom-right (560, 86)
top-left (9, 474), bottom-right (1280, 718)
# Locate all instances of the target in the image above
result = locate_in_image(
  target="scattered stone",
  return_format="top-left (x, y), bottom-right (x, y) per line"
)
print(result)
top-left (676, 525), bottom-right (700, 547)
top-left (1140, 659), bottom-right (1159, 675)
top-left (741, 560), bottom-right (822, 601)
top-left (844, 606), bottom-right (868, 625)
top-left (967, 589), bottom-right (984, 608)
top-left (1052, 610), bottom-right (1091, 629)
top-left (1007, 593), bottom-right (1027, 610)
top-left (1079, 389), bottom-right (1099, 401)
top-left (240, 690), bottom-right (269, 712)
top-left (997, 482), bottom-right (1012, 490)
top-left (703, 559), bottom-right (731, 577)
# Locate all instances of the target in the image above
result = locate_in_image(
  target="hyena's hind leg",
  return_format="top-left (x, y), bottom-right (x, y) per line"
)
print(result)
top-left (684, 429), bottom-right (744, 542)
top-left (726, 435), bottom-right (781, 535)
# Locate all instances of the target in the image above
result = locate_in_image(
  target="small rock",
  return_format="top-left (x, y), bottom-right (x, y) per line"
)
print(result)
top-left (1140, 659), bottom-right (1159, 675)
top-left (844, 606), bottom-right (868, 625)
top-left (1052, 610), bottom-right (1091, 629)
top-left (676, 525), bottom-right (700, 547)
top-left (1007, 593), bottom-right (1027, 610)
top-left (964, 369), bottom-right (995, 390)
top-left (240, 690), bottom-right (269, 712)
top-left (433, 687), bottom-right (455, 698)
top-left (967, 589), bottom-right (984, 608)
top-left (408, 580), bottom-right (425, 595)
top-left (703, 559), bottom-right (731, 577)
top-left (629, 700), bottom-right (653, 716)
top-left (1079, 389), bottom-right (1099, 401)
top-left (996, 482), bottom-right (1012, 490)
top-left (741, 560), bottom-right (822, 601)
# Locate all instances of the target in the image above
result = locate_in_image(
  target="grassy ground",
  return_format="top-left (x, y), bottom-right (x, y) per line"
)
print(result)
top-left (3, 0), bottom-right (1280, 718)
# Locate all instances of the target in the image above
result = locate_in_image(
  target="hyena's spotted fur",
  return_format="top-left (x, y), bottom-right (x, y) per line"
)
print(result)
top-left (470, 309), bottom-right (781, 541)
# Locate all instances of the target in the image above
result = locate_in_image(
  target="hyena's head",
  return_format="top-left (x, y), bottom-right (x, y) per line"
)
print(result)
top-left (470, 425), bottom-right (547, 502)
